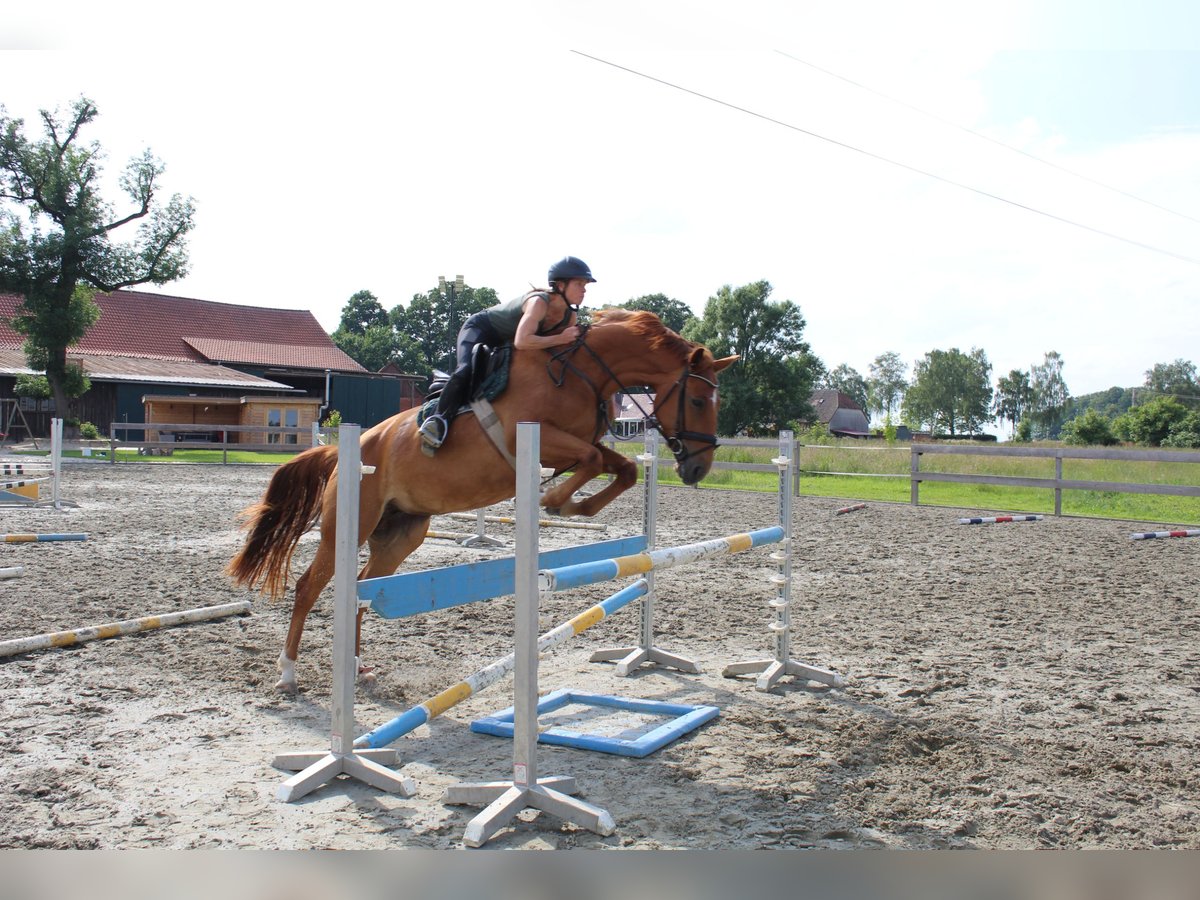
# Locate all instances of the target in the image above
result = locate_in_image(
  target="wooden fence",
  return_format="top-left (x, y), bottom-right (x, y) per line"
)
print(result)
top-left (911, 444), bottom-right (1200, 515)
top-left (108, 422), bottom-right (333, 463)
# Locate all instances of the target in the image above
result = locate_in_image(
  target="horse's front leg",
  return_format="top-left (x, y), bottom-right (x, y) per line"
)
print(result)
top-left (541, 441), bottom-right (637, 518)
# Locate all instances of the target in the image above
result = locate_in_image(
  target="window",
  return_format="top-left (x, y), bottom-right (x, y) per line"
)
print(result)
top-left (267, 408), bottom-right (300, 444)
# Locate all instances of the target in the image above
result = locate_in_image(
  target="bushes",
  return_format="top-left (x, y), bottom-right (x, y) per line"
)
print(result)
top-left (1061, 409), bottom-right (1117, 446)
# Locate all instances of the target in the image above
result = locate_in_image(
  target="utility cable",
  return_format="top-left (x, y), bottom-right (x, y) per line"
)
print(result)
top-left (571, 50), bottom-right (1200, 267)
top-left (775, 49), bottom-right (1200, 227)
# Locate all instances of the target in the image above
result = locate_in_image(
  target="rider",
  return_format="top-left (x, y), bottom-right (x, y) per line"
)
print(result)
top-left (417, 255), bottom-right (596, 451)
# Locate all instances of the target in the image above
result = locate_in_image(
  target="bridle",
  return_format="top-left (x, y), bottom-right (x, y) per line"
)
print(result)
top-left (547, 325), bottom-right (720, 467)
top-left (648, 367), bottom-right (721, 465)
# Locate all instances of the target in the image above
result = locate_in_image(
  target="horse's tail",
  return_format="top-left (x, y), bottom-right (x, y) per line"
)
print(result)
top-left (226, 444), bottom-right (339, 600)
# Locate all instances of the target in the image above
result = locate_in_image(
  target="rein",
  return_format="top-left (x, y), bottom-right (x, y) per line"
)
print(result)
top-left (546, 326), bottom-right (720, 466)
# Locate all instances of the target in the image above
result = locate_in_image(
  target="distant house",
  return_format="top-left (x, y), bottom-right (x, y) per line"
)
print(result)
top-left (809, 389), bottom-right (871, 437)
top-left (610, 390), bottom-right (654, 440)
top-left (0, 289), bottom-right (419, 442)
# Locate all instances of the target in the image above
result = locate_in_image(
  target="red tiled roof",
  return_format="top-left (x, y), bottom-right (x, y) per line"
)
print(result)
top-left (0, 289), bottom-right (365, 373)
top-left (0, 347), bottom-right (295, 390)
top-left (182, 338), bottom-right (359, 371)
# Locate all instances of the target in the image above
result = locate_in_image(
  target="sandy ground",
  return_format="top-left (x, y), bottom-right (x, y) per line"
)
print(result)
top-left (1, 458), bottom-right (1197, 850)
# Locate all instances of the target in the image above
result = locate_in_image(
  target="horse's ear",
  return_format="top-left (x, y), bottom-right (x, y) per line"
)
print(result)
top-left (712, 354), bottom-right (739, 374)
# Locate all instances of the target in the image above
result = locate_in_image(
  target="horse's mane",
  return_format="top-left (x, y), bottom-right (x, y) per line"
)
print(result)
top-left (591, 307), bottom-right (695, 365)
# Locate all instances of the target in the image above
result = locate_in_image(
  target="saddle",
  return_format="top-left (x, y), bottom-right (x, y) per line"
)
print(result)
top-left (419, 344), bottom-right (512, 421)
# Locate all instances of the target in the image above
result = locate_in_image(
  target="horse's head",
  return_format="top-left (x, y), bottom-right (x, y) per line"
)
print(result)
top-left (649, 345), bottom-right (738, 485)
top-left (591, 308), bottom-right (738, 485)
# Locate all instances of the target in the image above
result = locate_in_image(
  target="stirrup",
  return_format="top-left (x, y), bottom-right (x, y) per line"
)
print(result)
top-left (418, 414), bottom-right (447, 449)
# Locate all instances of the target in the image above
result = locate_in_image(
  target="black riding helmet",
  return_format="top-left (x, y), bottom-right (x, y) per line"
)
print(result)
top-left (547, 256), bottom-right (597, 286)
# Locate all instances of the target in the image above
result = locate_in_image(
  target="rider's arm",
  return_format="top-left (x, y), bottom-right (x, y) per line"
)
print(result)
top-left (512, 295), bottom-right (580, 350)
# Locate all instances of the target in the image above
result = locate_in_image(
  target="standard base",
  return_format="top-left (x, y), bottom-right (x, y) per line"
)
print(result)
top-left (273, 748), bottom-right (416, 802)
top-left (589, 644), bottom-right (700, 677)
top-left (444, 778), bottom-right (614, 848)
top-left (722, 658), bottom-right (846, 692)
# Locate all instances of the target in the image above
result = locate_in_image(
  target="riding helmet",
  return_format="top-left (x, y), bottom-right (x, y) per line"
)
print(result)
top-left (547, 256), bottom-right (597, 284)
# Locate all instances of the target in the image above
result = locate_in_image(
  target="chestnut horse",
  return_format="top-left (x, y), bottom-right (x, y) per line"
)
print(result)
top-left (227, 308), bottom-right (737, 691)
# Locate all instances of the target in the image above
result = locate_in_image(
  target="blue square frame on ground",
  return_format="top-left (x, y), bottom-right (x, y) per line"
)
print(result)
top-left (470, 688), bottom-right (720, 758)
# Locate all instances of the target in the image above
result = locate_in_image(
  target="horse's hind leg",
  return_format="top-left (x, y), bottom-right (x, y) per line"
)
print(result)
top-left (277, 479), bottom-right (389, 693)
top-left (278, 540), bottom-right (336, 692)
top-left (353, 507), bottom-right (432, 680)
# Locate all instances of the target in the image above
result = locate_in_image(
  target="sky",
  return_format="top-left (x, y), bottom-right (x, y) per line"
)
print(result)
top-left (3, 0), bottom-right (1199, 414)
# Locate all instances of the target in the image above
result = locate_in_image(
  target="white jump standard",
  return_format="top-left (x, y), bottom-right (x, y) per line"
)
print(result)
top-left (444, 423), bottom-right (617, 847)
top-left (721, 431), bottom-right (847, 692)
top-left (271, 428), bottom-right (417, 803)
top-left (588, 429), bottom-right (699, 676)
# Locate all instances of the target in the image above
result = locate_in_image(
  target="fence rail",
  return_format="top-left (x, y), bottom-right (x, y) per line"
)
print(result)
top-left (911, 443), bottom-right (1200, 515)
top-left (108, 422), bottom-right (333, 463)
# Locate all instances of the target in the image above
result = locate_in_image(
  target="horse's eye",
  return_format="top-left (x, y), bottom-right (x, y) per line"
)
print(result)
top-left (690, 397), bottom-right (706, 409)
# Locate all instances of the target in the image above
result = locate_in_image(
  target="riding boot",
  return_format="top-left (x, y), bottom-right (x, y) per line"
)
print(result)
top-left (418, 370), bottom-right (469, 452)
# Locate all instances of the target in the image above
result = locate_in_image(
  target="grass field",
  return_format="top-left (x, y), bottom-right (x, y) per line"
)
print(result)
top-left (648, 440), bottom-right (1200, 525)
top-left (31, 439), bottom-right (1200, 526)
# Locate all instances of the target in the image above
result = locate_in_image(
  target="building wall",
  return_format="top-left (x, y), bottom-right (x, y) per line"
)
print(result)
top-left (238, 400), bottom-right (321, 446)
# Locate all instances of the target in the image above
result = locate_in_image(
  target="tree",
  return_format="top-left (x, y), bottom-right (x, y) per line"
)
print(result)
top-left (867, 351), bottom-right (907, 423)
top-left (331, 290), bottom-right (398, 372)
top-left (682, 280), bottom-right (819, 435)
top-left (390, 281), bottom-right (498, 377)
top-left (821, 363), bottom-right (869, 415)
top-left (902, 347), bottom-right (993, 437)
top-left (993, 369), bottom-right (1032, 439)
top-left (616, 293), bottom-right (695, 333)
top-left (1115, 396), bottom-right (1190, 446)
top-left (1028, 351), bottom-right (1069, 439)
top-left (1143, 359), bottom-right (1199, 407)
top-left (0, 98), bottom-right (195, 433)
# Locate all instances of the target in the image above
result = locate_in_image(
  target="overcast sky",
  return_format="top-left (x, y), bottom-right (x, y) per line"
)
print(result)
top-left (3, 0), bottom-right (1199, 404)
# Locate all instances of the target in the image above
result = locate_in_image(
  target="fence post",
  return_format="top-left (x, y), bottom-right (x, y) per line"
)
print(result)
top-left (792, 438), bottom-right (802, 496)
top-left (1055, 454), bottom-right (1063, 516)
top-left (109, 423), bottom-right (116, 465)
top-left (910, 446), bottom-right (920, 506)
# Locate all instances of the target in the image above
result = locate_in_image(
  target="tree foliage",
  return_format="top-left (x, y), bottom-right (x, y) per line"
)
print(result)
top-left (615, 293), bottom-right (695, 334)
top-left (390, 282), bottom-right (498, 377)
top-left (821, 363), bottom-right (869, 415)
top-left (903, 347), bottom-right (993, 436)
top-left (993, 369), bottom-right (1032, 439)
top-left (1143, 358), bottom-right (1199, 407)
top-left (0, 97), bottom-right (194, 428)
top-left (867, 351), bottom-right (907, 422)
top-left (1115, 396), bottom-right (1192, 447)
top-left (1028, 351), bottom-right (1070, 439)
top-left (682, 280), bottom-right (818, 435)
top-left (331, 290), bottom-right (397, 372)
top-left (1060, 408), bottom-right (1118, 446)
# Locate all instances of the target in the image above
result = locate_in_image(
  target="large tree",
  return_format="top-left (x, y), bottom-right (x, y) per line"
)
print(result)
top-left (0, 98), bottom-right (195, 432)
top-left (390, 281), bottom-right (498, 377)
top-left (682, 280), bottom-right (818, 435)
top-left (331, 290), bottom-right (401, 373)
top-left (867, 351), bottom-right (907, 422)
top-left (1143, 358), bottom-right (1198, 407)
top-left (1028, 351), bottom-right (1070, 439)
top-left (903, 347), bottom-right (993, 437)
top-left (993, 368), bottom-right (1032, 439)
top-left (615, 293), bottom-right (695, 333)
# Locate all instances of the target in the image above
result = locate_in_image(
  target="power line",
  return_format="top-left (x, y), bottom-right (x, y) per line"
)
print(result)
top-left (774, 49), bottom-right (1200, 228)
top-left (570, 50), bottom-right (1200, 267)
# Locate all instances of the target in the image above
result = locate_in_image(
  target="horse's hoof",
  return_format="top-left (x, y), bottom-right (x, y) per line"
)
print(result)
top-left (274, 678), bottom-right (298, 694)
top-left (544, 507), bottom-right (561, 517)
